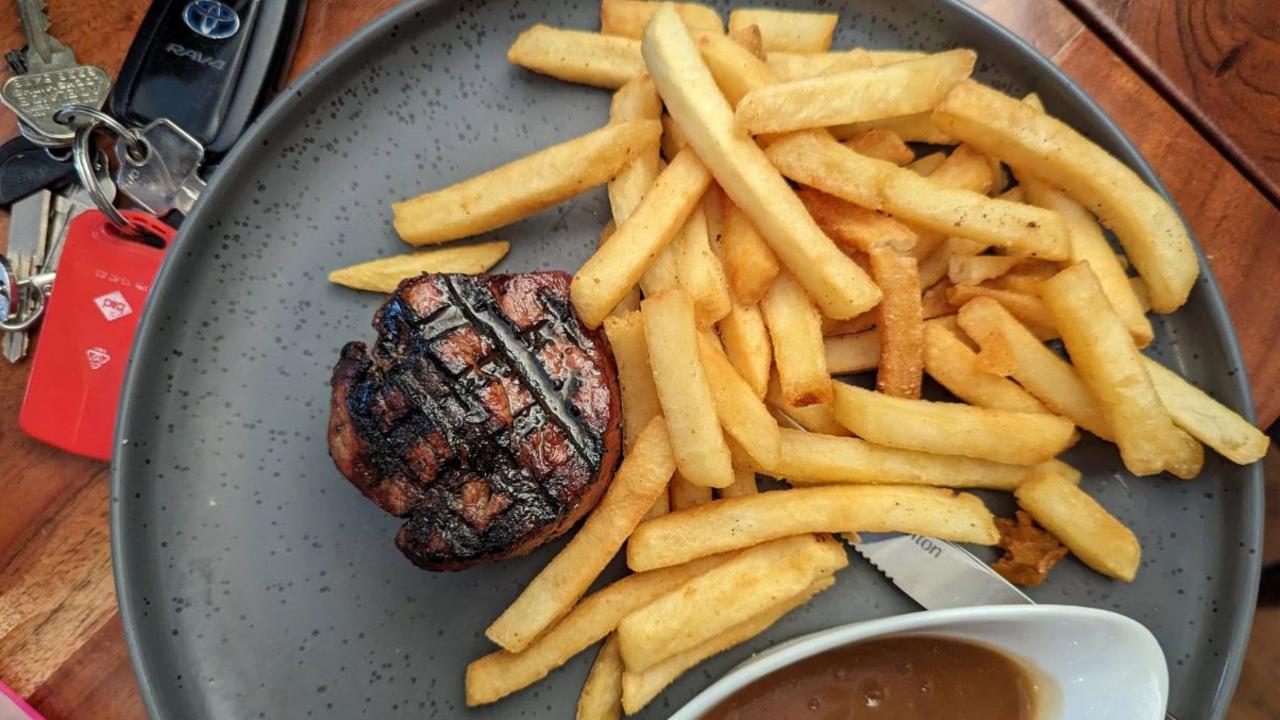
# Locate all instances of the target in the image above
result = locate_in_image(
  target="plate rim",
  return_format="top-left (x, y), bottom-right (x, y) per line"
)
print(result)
top-left (109, 1), bottom-right (1264, 718)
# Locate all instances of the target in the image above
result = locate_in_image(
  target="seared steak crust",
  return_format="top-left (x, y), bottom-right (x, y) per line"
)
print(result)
top-left (328, 272), bottom-right (622, 570)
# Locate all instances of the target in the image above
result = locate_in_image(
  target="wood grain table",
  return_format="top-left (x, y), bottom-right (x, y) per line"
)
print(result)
top-left (0, 1), bottom-right (1276, 718)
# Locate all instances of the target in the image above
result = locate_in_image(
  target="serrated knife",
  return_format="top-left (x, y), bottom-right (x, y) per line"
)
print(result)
top-left (852, 532), bottom-right (1031, 609)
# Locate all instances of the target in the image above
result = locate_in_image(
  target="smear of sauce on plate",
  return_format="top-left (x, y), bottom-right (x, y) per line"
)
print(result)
top-left (702, 635), bottom-right (1042, 720)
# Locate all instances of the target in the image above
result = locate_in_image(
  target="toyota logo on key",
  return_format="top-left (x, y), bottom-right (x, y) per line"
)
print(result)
top-left (183, 0), bottom-right (241, 40)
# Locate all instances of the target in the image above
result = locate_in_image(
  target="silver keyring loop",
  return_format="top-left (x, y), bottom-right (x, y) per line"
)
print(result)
top-left (70, 124), bottom-right (142, 234)
top-left (0, 286), bottom-right (46, 332)
top-left (54, 106), bottom-right (146, 157)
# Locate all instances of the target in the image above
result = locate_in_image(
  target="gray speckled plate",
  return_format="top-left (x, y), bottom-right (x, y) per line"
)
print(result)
top-left (111, 1), bottom-right (1263, 718)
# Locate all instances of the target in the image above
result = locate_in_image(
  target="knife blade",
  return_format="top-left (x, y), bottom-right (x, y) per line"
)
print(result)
top-left (853, 532), bottom-right (1031, 609)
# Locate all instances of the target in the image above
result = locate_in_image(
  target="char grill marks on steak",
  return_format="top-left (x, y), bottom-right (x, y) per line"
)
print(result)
top-left (328, 272), bottom-right (622, 571)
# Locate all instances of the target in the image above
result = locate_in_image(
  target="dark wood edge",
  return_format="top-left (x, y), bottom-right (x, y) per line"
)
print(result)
top-left (1060, 0), bottom-right (1280, 209)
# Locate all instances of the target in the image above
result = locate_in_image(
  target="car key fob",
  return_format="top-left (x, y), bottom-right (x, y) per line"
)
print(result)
top-left (19, 210), bottom-right (176, 461)
top-left (110, 0), bottom-right (308, 162)
top-left (0, 135), bottom-right (75, 209)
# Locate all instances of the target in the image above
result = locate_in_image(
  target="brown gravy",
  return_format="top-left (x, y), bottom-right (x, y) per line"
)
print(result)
top-left (702, 635), bottom-right (1039, 720)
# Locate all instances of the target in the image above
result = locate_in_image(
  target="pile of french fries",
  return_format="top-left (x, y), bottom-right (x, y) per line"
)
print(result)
top-left (364, 2), bottom-right (1271, 716)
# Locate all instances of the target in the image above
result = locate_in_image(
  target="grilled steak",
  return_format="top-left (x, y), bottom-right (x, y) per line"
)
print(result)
top-left (328, 272), bottom-right (622, 571)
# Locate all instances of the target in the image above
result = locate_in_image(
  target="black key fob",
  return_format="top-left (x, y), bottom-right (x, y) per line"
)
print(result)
top-left (110, 0), bottom-right (308, 162)
top-left (0, 135), bottom-right (74, 209)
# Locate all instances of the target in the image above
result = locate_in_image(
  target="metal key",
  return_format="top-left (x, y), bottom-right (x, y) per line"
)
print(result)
top-left (3, 189), bottom-right (51, 360)
top-left (114, 118), bottom-right (206, 216)
top-left (0, 0), bottom-right (111, 146)
top-left (0, 177), bottom-right (114, 362)
top-left (0, 255), bottom-right (16, 324)
top-left (46, 178), bottom-right (115, 270)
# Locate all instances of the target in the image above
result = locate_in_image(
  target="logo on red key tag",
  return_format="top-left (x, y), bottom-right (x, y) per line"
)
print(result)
top-left (20, 210), bottom-right (176, 460)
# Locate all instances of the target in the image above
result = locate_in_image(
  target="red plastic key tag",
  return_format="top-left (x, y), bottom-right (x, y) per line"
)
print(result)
top-left (20, 210), bottom-right (176, 460)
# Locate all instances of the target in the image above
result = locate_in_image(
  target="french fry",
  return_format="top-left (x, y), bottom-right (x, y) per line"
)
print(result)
top-left (844, 128), bottom-right (915, 166)
top-left (627, 484), bottom-right (1000, 571)
top-left (766, 376), bottom-right (850, 437)
top-left (670, 473), bottom-right (714, 510)
top-left (394, 119), bottom-right (660, 245)
top-left (933, 81), bottom-right (1198, 312)
top-left (986, 260), bottom-right (1060, 293)
top-left (916, 239), bottom-right (954, 290)
top-left (766, 49), bottom-right (874, 81)
top-left (956, 297), bottom-right (1112, 438)
top-left (465, 553), bottom-right (729, 706)
top-left (831, 112), bottom-right (955, 144)
top-left (698, 333), bottom-right (781, 469)
top-left (717, 300), bottom-right (772, 397)
top-left (797, 187), bottom-right (917, 254)
top-left (761, 270), bottom-right (833, 406)
top-left (917, 232), bottom-right (986, 285)
top-left (765, 132), bottom-right (1070, 259)
top-left (865, 49), bottom-right (930, 65)
top-left (660, 114), bottom-right (689, 160)
top-left (1043, 459), bottom-right (1084, 485)
top-left (906, 149), bottom-right (949, 175)
top-left (600, 0), bottom-right (723, 39)
top-left (644, 8), bottom-right (882, 319)
top-left (728, 24), bottom-right (766, 60)
top-left (643, 289), bottom-right (735, 488)
top-left (598, 225), bottom-right (642, 317)
top-left (870, 248), bottom-right (925, 398)
top-left (719, 463), bottom-right (760, 498)
top-left (603, 312), bottom-right (662, 451)
top-left (696, 31), bottom-right (776, 106)
top-left (948, 284), bottom-right (1059, 340)
top-left (921, 280), bottom-right (956, 320)
top-left (1130, 275), bottom-right (1152, 312)
top-left (949, 255), bottom-right (1020, 286)
top-left (736, 50), bottom-right (976, 134)
top-left (824, 329), bottom-right (880, 375)
top-left (1020, 179), bottom-right (1154, 346)
top-left (1143, 358), bottom-right (1270, 465)
top-left (640, 244), bottom-right (681, 297)
top-left (572, 147), bottom-right (712, 328)
top-left (675, 206), bottom-right (733, 326)
top-left (757, 122), bottom-right (880, 207)
top-left (720, 198), bottom-right (781, 303)
top-left (617, 535), bottom-right (846, 672)
top-left (1041, 263), bottom-right (1203, 478)
top-left (728, 8), bottom-right (838, 53)
top-left (774, 427), bottom-right (1062, 490)
top-left (508, 25), bottom-right (644, 88)
top-left (822, 310), bottom-right (876, 338)
top-left (577, 635), bottom-right (623, 720)
top-left (927, 143), bottom-right (996, 195)
top-left (832, 382), bottom-right (1076, 465)
top-left (608, 77), bottom-right (664, 225)
top-left (485, 416), bottom-right (676, 652)
top-left (702, 188), bottom-right (725, 243)
top-left (1016, 472), bottom-right (1140, 582)
top-left (328, 241), bottom-right (510, 292)
top-left (875, 168), bottom-right (1069, 259)
top-left (924, 322), bottom-right (1049, 413)
top-left (620, 576), bottom-right (835, 714)
top-left (599, 220), bottom-right (617, 245)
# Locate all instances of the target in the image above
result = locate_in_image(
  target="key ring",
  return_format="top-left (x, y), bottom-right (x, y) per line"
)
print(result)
top-left (0, 273), bottom-right (55, 332)
top-left (53, 107), bottom-right (147, 158)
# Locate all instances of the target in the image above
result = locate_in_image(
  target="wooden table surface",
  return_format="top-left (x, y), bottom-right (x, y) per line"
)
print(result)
top-left (0, 1), bottom-right (1276, 718)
